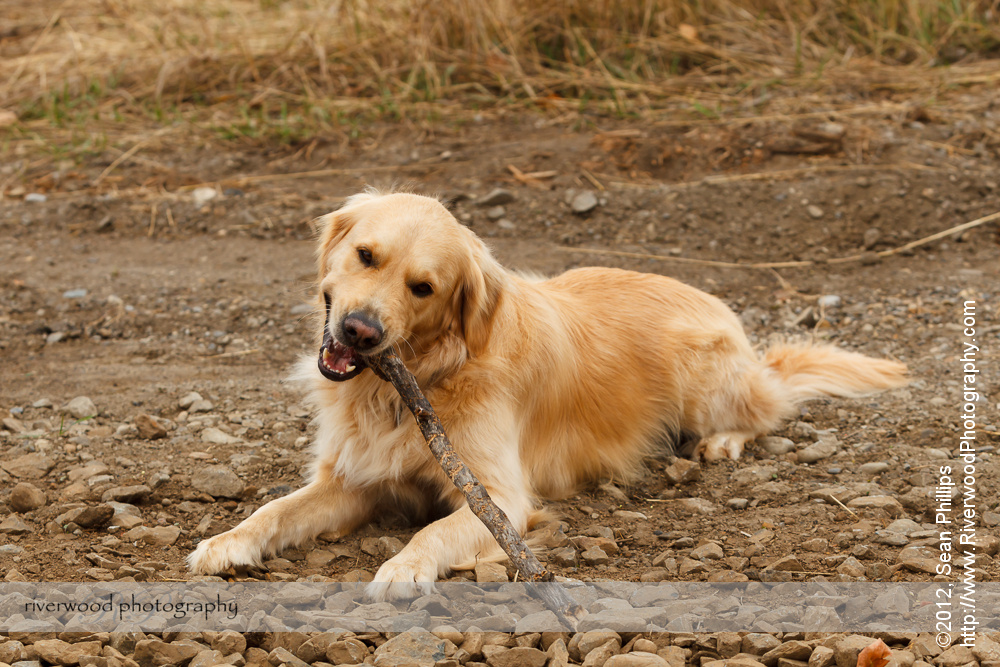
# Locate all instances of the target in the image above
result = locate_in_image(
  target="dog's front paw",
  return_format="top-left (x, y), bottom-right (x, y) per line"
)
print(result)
top-left (693, 432), bottom-right (749, 461)
top-left (187, 530), bottom-right (264, 574)
top-left (366, 556), bottom-right (438, 601)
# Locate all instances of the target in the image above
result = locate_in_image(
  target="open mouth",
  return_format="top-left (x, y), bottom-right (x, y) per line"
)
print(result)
top-left (317, 334), bottom-right (367, 382)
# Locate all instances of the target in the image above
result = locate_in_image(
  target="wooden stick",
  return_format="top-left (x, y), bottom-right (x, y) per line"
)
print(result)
top-left (367, 350), bottom-right (582, 626)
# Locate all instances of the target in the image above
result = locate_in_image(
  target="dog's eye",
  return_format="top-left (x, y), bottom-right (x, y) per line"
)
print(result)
top-left (410, 282), bottom-right (433, 298)
top-left (357, 248), bottom-right (373, 267)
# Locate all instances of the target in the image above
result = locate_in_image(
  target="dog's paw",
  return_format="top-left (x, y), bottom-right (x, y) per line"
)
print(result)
top-left (366, 557), bottom-right (438, 601)
top-left (693, 432), bottom-right (749, 461)
top-left (187, 530), bottom-right (263, 574)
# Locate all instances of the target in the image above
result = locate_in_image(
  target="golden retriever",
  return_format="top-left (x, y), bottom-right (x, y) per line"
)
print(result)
top-left (188, 190), bottom-right (907, 598)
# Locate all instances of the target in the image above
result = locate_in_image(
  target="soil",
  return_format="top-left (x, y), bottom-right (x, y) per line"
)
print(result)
top-left (1, 104), bottom-right (999, 588)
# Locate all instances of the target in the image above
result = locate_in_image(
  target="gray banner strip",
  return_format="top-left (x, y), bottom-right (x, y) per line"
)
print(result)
top-left (1, 582), bottom-right (993, 633)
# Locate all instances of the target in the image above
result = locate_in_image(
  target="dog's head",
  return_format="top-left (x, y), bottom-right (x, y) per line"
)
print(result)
top-left (314, 191), bottom-right (504, 382)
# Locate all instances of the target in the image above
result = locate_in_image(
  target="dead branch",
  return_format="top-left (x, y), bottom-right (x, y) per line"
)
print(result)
top-left (367, 350), bottom-right (582, 626)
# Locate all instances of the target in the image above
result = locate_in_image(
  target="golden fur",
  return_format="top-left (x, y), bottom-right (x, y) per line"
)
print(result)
top-left (188, 191), bottom-right (907, 598)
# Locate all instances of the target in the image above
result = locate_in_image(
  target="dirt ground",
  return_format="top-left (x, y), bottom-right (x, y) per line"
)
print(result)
top-left (1, 100), bottom-right (999, 589)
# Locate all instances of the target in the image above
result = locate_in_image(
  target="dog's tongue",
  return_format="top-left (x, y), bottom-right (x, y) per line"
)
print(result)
top-left (322, 340), bottom-right (358, 373)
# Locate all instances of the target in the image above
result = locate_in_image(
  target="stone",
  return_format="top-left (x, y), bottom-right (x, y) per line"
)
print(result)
top-left (801, 538), bottom-right (829, 552)
top-left (68, 461), bottom-right (111, 482)
top-left (477, 188), bottom-right (515, 206)
top-left (133, 640), bottom-right (202, 667)
top-left (475, 562), bottom-right (509, 582)
top-left (797, 439), bottom-right (838, 463)
top-left (192, 466), bottom-right (245, 499)
top-left (935, 646), bottom-right (975, 667)
top-left (728, 498), bottom-right (749, 510)
top-left (571, 190), bottom-right (599, 214)
top-left (178, 391), bottom-right (203, 409)
top-left (0, 641), bottom-right (27, 664)
top-left (10, 482), bottom-right (47, 512)
top-left (758, 436), bottom-right (796, 455)
top-left (2, 452), bottom-right (55, 479)
top-left (101, 485), bottom-right (152, 503)
top-left (809, 646), bottom-right (835, 667)
top-left (549, 546), bottom-right (578, 566)
top-left (847, 496), bottom-right (905, 518)
top-left (374, 633), bottom-right (449, 664)
top-left (742, 635), bottom-right (782, 655)
top-left (0, 515), bottom-right (32, 534)
top-left (486, 647), bottom-right (547, 667)
top-left (377, 535), bottom-right (405, 558)
top-left (63, 396), bottom-right (98, 419)
top-left (486, 205), bottom-right (506, 220)
top-left (669, 498), bottom-right (719, 514)
top-left (191, 187), bottom-right (218, 205)
top-left (766, 555), bottom-right (802, 572)
top-left (859, 462), bottom-right (890, 475)
top-left (581, 640), bottom-right (619, 667)
top-left (761, 641), bottom-right (812, 666)
top-left (835, 636), bottom-right (880, 667)
top-left (200, 428), bottom-right (240, 445)
top-left (67, 504), bottom-right (115, 529)
top-left (663, 458), bottom-right (701, 485)
top-left (836, 556), bottom-right (865, 577)
top-left (690, 542), bottom-right (724, 560)
top-left (33, 640), bottom-right (102, 666)
top-left (266, 648), bottom-right (309, 667)
top-left (324, 639), bottom-right (369, 665)
top-left (605, 653), bottom-right (670, 667)
top-left (188, 651), bottom-right (224, 667)
top-left (886, 519), bottom-right (922, 535)
top-left (123, 525), bottom-right (181, 547)
top-left (576, 633), bottom-right (621, 661)
top-left (582, 546), bottom-right (610, 565)
top-left (135, 414), bottom-right (168, 440)
top-left (807, 205), bottom-right (824, 219)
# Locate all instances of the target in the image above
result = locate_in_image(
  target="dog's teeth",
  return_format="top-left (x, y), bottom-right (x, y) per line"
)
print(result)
top-left (345, 365), bottom-right (356, 372)
top-left (323, 348), bottom-right (332, 361)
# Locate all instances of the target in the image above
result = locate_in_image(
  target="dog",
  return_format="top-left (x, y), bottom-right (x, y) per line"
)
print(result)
top-left (188, 190), bottom-right (907, 598)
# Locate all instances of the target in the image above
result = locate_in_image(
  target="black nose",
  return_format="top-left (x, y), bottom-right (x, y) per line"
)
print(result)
top-left (341, 311), bottom-right (383, 350)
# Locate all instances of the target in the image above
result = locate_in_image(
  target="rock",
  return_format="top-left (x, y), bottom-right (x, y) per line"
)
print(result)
top-left (324, 639), bottom-right (368, 665)
top-left (605, 653), bottom-right (669, 667)
top-left (669, 498), bottom-right (719, 515)
top-left (581, 640), bottom-right (619, 667)
top-left (835, 635), bottom-right (879, 667)
top-left (886, 519), bottom-right (922, 535)
top-left (743, 635), bottom-right (782, 655)
top-left (678, 557), bottom-right (709, 575)
top-left (690, 543), bottom-right (724, 560)
top-left (123, 525), bottom-right (181, 547)
top-left (549, 546), bottom-right (578, 566)
top-left (64, 504), bottom-right (115, 529)
top-left (836, 556), bottom-right (865, 577)
top-left (934, 646), bottom-right (975, 667)
top-left (133, 640), bottom-right (202, 667)
top-left (807, 205), bottom-right (824, 219)
top-left (378, 535), bottom-right (405, 558)
top-left (135, 414), bottom-right (168, 440)
top-left (178, 392), bottom-right (204, 409)
top-left (63, 396), bottom-right (98, 419)
top-left (765, 555), bottom-right (802, 572)
top-left (0, 515), bottom-right (32, 534)
top-left (2, 452), bottom-right (55, 479)
top-left (859, 461), bottom-right (890, 475)
top-left (10, 482), bottom-right (47, 512)
top-left (758, 436), bottom-right (796, 455)
top-left (486, 206), bottom-right (506, 220)
top-left (802, 538), bottom-right (829, 552)
top-left (200, 427), bottom-right (240, 445)
top-left (727, 498), bottom-right (749, 510)
top-left (476, 188), bottom-right (515, 206)
top-left (68, 461), bottom-right (111, 482)
top-left (797, 438), bottom-right (837, 463)
top-left (571, 190), bottom-right (599, 214)
top-left (267, 648), bottom-right (309, 667)
top-left (192, 465), bottom-right (245, 499)
top-left (191, 187), bottom-right (218, 205)
top-left (486, 647), bottom-right (547, 667)
top-left (374, 633), bottom-right (449, 664)
top-left (847, 495), bottom-right (905, 518)
top-left (62, 287), bottom-right (86, 298)
top-left (809, 646), bottom-right (835, 667)
top-left (664, 458), bottom-right (701, 485)
top-left (475, 562), bottom-right (509, 582)
top-left (899, 558), bottom-right (938, 574)
top-left (581, 546), bottom-right (610, 565)
top-left (809, 486), bottom-right (859, 505)
top-left (2, 416), bottom-right (25, 432)
top-left (33, 640), bottom-right (102, 666)
top-left (0, 641), bottom-right (27, 664)
top-left (188, 651), bottom-right (224, 667)
top-left (761, 642), bottom-right (813, 666)
top-left (101, 485), bottom-right (152, 503)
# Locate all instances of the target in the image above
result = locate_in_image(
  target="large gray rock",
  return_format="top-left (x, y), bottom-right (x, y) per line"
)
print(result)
top-left (63, 396), bottom-right (98, 419)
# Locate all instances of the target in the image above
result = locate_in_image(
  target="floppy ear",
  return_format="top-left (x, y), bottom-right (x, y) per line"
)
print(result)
top-left (315, 192), bottom-right (378, 281)
top-left (460, 241), bottom-right (504, 357)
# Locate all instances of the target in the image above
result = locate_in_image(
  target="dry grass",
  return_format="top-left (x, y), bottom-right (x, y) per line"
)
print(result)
top-left (2, 0), bottom-right (999, 145)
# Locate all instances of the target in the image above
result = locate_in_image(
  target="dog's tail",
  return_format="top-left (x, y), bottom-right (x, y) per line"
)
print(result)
top-left (450, 509), bottom-right (555, 572)
top-left (763, 342), bottom-right (907, 404)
